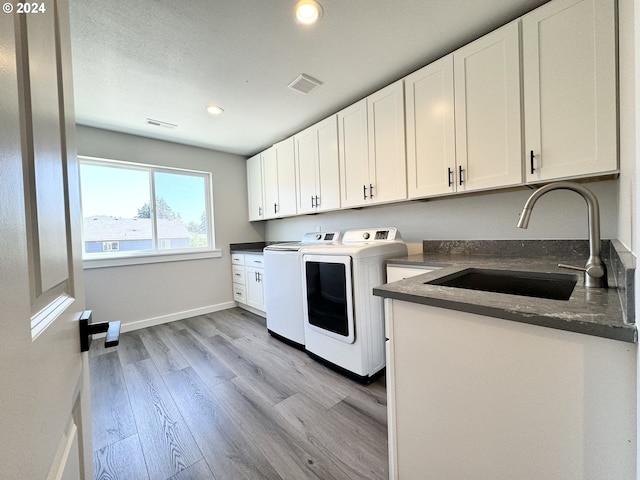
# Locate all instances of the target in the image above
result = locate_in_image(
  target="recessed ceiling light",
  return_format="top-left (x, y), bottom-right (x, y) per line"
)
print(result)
top-left (206, 104), bottom-right (224, 115)
top-left (295, 0), bottom-right (322, 25)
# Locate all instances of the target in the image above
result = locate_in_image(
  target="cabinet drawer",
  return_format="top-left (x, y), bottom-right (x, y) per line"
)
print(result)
top-left (232, 265), bottom-right (245, 284)
top-left (231, 254), bottom-right (245, 266)
top-left (245, 254), bottom-right (264, 268)
top-left (233, 283), bottom-right (246, 303)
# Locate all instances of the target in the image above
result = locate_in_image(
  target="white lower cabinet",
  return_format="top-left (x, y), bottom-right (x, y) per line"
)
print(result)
top-left (231, 253), bottom-right (265, 315)
top-left (385, 299), bottom-right (636, 480)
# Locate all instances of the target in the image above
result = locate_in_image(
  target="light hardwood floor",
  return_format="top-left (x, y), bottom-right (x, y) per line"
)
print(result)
top-left (89, 307), bottom-right (389, 480)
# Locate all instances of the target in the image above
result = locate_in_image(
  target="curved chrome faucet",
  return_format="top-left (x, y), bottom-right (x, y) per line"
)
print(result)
top-left (517, 181), bottom-right (607, 288)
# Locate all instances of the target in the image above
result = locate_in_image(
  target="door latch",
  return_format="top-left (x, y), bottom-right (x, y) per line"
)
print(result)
top-left (79, 310), bottom-right (121, 352)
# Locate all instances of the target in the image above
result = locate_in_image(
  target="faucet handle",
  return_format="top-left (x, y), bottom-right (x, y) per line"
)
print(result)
top-left (558, 263), bottom-right (605, 278)
top-left (558, 263), bottom-right (585, 272)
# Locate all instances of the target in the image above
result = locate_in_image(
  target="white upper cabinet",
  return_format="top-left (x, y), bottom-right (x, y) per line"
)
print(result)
top-left (295, 115), bottom-right (341, 214)
top-left (522, 0), bottom-right (617, 182)
top-left (367, 80), bottom-right (407, 205)
top-left (262, 137), bottom-right (297, 219)
top-left (246, 153), bottom-right (264, 221)
top-left (261, 146), bottom-right (278, 218)
top-left (338, 98), bottom-right (370, 208)
top-left (405, 55), bottom-right (456, 198)
top-left (339, 80), bottom-right (407, 208)
top-left (453, 21), bottom-right (523, 193)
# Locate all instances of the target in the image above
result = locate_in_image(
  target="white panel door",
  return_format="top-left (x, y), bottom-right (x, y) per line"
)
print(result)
top-left (338, 99), bottom-right (370, 208)
top-left (522, 0), bottom-right (617, 182)
top-left (1, 2), bottom-right (91, 479)
top-left (273, 137), bottom-right (297, 217)
top-left (367, 80), bottom-right (407, 205)
top-left (454, 21), bottom-right (523, 192)
top-left (405, 55), bottom-right (456, 198)
top-left (246, 153), bottom-right (264, 221)
top-left (314, 115), bottom-right (341, 212)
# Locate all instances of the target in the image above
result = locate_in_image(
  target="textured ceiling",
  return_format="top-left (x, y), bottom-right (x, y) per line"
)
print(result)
top-left (69, 0), bottom-right (550, 157)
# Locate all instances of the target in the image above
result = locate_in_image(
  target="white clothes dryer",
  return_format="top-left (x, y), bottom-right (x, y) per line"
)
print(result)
top-left (301, 228), bottom-right (407, 382)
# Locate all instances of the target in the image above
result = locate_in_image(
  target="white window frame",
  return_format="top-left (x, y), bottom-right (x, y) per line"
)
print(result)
top-left (79, 156), bottom-right (221, 269)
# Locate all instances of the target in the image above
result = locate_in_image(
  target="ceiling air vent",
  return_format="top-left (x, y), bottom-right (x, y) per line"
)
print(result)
top-left (288, 74), bottom-right (323, 94)
top-left (146, 118), bottom-right (177, 129)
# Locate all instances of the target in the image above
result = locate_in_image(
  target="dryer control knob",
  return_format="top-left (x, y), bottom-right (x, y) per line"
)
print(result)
top-left (363, 232), bottom-right (370, 240)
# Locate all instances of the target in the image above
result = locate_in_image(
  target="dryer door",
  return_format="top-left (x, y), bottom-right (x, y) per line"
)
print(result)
top-left (302, 254), bottom-right (355, 344)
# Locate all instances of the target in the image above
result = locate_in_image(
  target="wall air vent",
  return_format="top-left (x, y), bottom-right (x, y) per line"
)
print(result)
top-left (146, 118), bottom-right (177, 129)
top-left (288, 73), bottom-right (323, 94)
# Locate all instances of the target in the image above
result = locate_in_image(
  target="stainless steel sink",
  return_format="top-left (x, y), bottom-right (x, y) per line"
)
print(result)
top-left (426, 268), bottom-right (578, 301)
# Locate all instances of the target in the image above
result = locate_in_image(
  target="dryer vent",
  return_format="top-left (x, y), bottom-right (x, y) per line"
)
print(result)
top-left (288, 74), bottom-right (323, 94)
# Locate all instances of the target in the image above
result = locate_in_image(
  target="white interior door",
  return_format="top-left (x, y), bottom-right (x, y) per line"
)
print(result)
top-left (1, 1), bottom-right (92, 479)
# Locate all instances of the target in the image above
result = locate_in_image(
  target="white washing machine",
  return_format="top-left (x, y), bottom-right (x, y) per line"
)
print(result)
top-left (263, 231), bottom-right (341, 348)
top-left (301, 228), bottom-right (407, 382)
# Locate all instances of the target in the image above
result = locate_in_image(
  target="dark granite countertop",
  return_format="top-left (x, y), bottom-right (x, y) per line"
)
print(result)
top-left (374, 240), bottom-right (637, 343)
top-left (230, 242), bottom-right (266, 254)
top-left (231, 248), bottom-right (265, 254)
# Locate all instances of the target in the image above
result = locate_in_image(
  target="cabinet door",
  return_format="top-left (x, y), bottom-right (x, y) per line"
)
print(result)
top-left (338, 99), bottom-right (369, 208)
top-left (245, 266), bottom-right (265, 311)
top-left (315, 115), bottom-right (341, 212)
top-left (294, 125), bottom-right (318, 214)
top-left (523, 0), bottom-right (617, 182)
top-left (274, 137), bottom-right (297, 217)
top-left (246, 153), bottom-right (264, 221)
top-left (367, 80), bottom-right (407, 204)
top-left (405, 56), bottom-right (456, 198)
top-left (454, 21), bottom-right (522, 192)
top-left (261, 146), bottom-right (278, 219)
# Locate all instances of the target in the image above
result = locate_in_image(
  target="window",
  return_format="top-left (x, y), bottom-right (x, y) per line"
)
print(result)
top-left (79, 157), bottom-right (215, 262)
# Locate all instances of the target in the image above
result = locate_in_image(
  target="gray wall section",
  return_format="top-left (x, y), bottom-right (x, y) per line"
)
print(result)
top-left (265, 180), bottom-right (620, 255)
top-left (76, 125), bottom-right (264, 328)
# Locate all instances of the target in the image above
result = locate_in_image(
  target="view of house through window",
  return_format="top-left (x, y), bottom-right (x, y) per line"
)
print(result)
top-left (79, 157), bottom-right (213, 259)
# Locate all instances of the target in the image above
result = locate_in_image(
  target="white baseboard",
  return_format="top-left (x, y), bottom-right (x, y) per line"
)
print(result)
top-left (118, 301), bottom-right (237, 333)
top-left (237, 303), bottom-right (266, 318)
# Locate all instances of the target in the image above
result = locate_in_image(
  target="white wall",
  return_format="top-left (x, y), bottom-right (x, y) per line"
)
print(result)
top-left (76, 126), bottom-right (264, 329)
top-left (620, 0), bottom-right (637, 254)
top-left (265, 180), bottom-right (619, 254)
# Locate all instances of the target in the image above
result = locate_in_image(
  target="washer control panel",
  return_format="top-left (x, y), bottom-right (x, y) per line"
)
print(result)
top-left (342, 228), bottom-right (400, 243)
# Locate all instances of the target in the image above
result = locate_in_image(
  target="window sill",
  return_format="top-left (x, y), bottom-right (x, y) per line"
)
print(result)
top-left (83, 249), bottom-right (222, 269)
